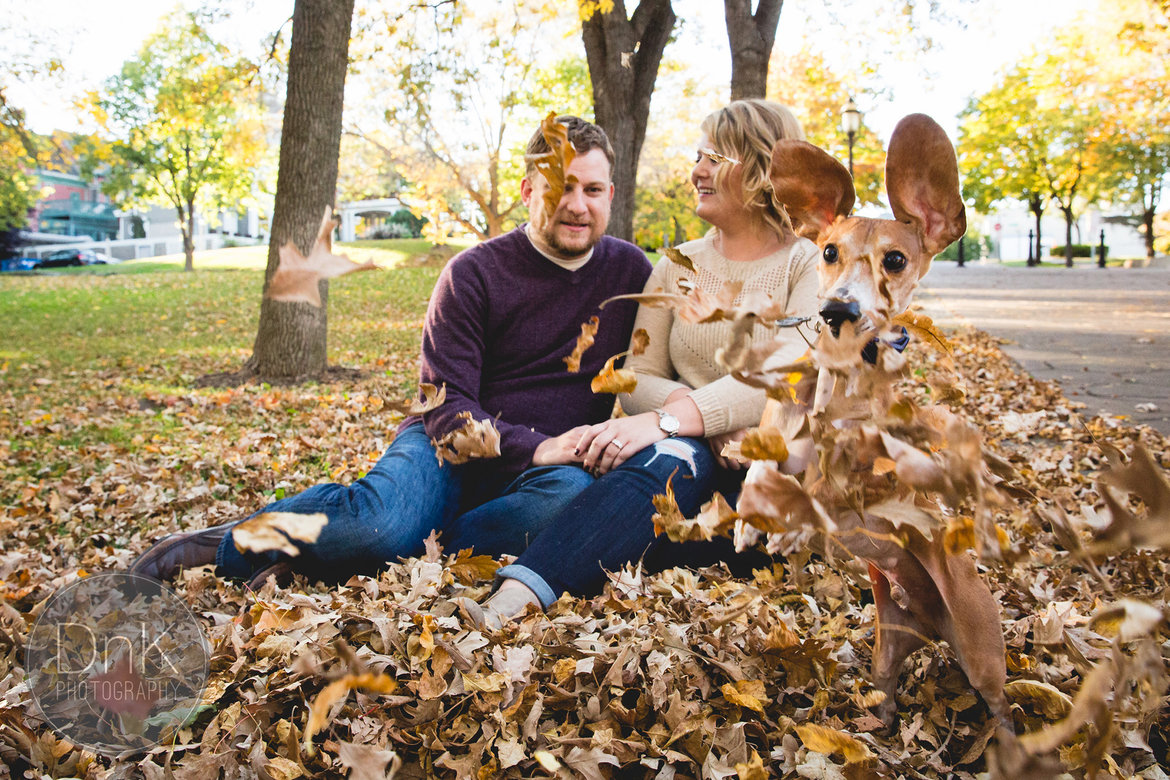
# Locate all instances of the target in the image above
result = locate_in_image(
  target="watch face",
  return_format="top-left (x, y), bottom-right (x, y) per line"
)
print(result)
top-left (657, 410), bottom-right (680, 435)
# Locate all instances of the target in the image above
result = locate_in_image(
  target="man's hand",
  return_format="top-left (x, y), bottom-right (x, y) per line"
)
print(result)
top-left (531, 426), bottom-right (590, 466)
top-left (708, 428), bottom-right (750, 470)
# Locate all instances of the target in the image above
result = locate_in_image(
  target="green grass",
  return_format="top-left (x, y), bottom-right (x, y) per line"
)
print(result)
top-left (0, 239), bottom-right (465, 496)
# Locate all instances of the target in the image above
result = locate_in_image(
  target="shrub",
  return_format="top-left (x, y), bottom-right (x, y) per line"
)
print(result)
top-left (1049, 244), bottom-right (1101, 258)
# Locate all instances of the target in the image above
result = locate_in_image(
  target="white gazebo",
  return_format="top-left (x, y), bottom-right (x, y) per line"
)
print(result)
top-left (337, 198), bottom-right (405, 241)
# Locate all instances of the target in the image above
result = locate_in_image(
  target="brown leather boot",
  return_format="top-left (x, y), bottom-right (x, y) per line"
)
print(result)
top-left (129, 524), bottom-right (232, 582)
top-left (246, 560), bottom-right (295, 592)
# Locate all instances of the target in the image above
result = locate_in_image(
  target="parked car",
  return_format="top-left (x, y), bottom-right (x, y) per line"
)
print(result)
top-left (0, 257), bottom-right (38, 272)
top-left (36, 249), bottom-right (117, 268)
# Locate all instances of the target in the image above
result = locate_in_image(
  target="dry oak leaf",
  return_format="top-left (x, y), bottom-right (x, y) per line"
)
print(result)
top-left (336, 741), bottom-right (402, 780)
top-left (738, 427), bottom-right (789, 462)
top-left (446, 547), bottom-right (500, 585)
top-left (661, 246), bottom-right (696, 273)
top-left (385, 382), bottom-right (446, 416)
top-left (303, 672), bottom-right (399, 755)
top-left (232, 511), bottom-right (328, 557)
top-left (432, 412), bottom-right (502, 465)
top-left (892, 309), bottom-right (952, 354)
top-left (721, 679), bottom-right (770, 713)
top-left (265, 205), bottom-right (377, 307)
top-left (591, 354), bottom-right (637, 395)
top-left (630, 327), bottom-right (650, 356)
top-left (534, 111), bottom-right (577, 215)
top-left (793, 723), bottom-right (873, 764)
top-left (565, 316), bottom-right (600, 372)
top-left (656, 490), bottom-right (739, 543)
top-left (1003, 680), bottom-right (1074, 719)
top-left (87, 654), bottom-right (159, 720)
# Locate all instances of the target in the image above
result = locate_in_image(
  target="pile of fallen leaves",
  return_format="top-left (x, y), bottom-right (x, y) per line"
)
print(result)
top-left (1, 322), bottom-right (1168, 778)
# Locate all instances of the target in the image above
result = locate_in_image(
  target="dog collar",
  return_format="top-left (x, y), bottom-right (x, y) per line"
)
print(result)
top-left (861, 326), bottom-right (910, 365)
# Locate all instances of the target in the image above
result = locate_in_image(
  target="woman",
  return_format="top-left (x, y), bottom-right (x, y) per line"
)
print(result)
top-left (452, 99), bottom-right (821, 626)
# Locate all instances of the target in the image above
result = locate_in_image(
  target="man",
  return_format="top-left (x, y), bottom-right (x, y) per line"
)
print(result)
top-left (131, 116), bottom-right (652, 588)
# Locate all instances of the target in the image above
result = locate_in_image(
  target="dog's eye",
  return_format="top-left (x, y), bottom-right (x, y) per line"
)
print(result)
top-left (882, 251), bottom-right (907, 273)
top-left (822, 245), bottom-right (839, 264)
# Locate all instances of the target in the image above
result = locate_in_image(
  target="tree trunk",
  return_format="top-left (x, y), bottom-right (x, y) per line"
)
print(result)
top-left (1062, 206), bottom-right (1074, 267)
top-left (1029, 195), bottom-right (1043, 267)
top-left (1144, 207), bottom-right (1156, 261)
top-left (184, 198), bottom-right (196, 272)
top-left (724, 0), bottom-right (783, 101)
top-left (582, 0), bottom-right (676, 242)
top-left (248, 0), bottom-right (354, 383)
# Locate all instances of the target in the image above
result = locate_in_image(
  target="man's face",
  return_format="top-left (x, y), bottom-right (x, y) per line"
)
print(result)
top-left (521, 147), bottom-right (614, 259)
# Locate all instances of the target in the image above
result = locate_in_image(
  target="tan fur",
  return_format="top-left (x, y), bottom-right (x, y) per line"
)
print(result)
top-left (764, 114), bottom-right (1008, 729)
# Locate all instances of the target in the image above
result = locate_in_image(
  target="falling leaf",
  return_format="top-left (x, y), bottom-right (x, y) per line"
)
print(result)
top-left (630, 328), bottom-right (650, 356)
top-left (87, 654), bottom-right (159, 720)
top-left (534, 112), bottom-right (577, 215)
top-left (432, 413), bottom-right (502, 465)
top-left (265, 206), bottom-right (378, 307)
top-left (739, 427), bottom-right (789, 462)
top-left (1004, 680), bottom-right (1074, 719)
top-left (232, 512), bottom-right (328, 557)
top-left (655, 490), bottom-right (738, 543)
top-left (893, 309), bottom-right (952, 354)
top-left (793, 723), bottom-right (872, 763)
top-left (591, 354), bottom-right (637, 394)
top-left (303, 673), bottom-right (399, 754)
top-left (1089, 598), bottom-right (1165, 642)
top-left (661, 246), bottom-right (696, 273)
top-left (385, 383), bottom-right (446, 416)
top-left (565, 316), bottom-right (600, 373)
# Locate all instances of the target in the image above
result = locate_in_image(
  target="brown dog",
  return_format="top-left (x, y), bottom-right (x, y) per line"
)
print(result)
top-left (741, 115), bottom-right (1010, 730)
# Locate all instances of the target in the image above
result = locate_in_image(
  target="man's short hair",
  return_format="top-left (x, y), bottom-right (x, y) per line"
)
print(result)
top-left (524, 116), bottom-right (615, 178)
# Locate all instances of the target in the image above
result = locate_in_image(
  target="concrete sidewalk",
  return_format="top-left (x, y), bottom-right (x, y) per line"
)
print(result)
top-left (915, 263), bottom-right (1170, 436)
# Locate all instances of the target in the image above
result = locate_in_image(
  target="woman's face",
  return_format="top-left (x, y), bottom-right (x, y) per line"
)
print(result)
top-left (691, 134), bottom-right (746, 229)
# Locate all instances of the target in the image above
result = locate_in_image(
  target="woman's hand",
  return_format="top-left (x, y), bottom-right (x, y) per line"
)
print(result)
top-left (576, 413), bottom-right (665, 475)
top-left (707, 428), bottom-right (750, 470)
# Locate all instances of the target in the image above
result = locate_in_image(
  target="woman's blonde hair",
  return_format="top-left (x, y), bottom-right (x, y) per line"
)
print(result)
top-left (700, 99), bottom-right (805, 239)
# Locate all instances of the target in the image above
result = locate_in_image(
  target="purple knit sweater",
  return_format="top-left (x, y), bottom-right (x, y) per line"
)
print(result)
top-left (407, 227), bottom-right (651, 479)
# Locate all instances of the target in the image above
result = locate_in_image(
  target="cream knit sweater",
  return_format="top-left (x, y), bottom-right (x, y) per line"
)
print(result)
top-left (619, 233), bottom-right (820, 436)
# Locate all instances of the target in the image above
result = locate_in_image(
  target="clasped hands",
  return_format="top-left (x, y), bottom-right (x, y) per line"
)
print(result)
top-left (532, 413), bottom-right (750, 475)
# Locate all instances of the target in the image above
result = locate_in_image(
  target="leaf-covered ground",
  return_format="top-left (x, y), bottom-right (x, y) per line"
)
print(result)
top-left (0, 261), bottom-right (1167, 778)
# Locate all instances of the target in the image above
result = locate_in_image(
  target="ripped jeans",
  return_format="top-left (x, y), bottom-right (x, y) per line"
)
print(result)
top-left (498, 436), bottom-right (748, 608)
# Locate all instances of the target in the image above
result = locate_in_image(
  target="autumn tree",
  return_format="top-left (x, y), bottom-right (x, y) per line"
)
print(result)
top-left (350, 1), bottom-right (581, 242)
top-left (245, 0), bottom-right (354, 382)
top-left (0, 16), bottom-right (62, 239)
top-left (767, 47), bottom-right (884, 207)
top-left (86, 10), bottom-right (265, 272)
top-left (581, 0), bottom-right (677, 242)
top-left (724, 0), bottom-right (783, 101)
top-left (1092, 0), bottom-right (1170, 261)
top-left (958, 66), bottom-right (1053, 265)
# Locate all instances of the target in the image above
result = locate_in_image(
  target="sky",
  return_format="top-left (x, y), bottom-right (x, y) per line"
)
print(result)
top-left (3, 0), bottom-right (1098, 142)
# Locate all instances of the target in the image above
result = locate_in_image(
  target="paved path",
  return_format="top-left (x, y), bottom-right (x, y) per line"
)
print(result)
top-left (915, 263), bottom-right (1170, 436)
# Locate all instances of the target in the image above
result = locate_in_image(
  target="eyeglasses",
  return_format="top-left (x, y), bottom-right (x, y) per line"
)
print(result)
top-left (696, 148), bottom-right (740, 165)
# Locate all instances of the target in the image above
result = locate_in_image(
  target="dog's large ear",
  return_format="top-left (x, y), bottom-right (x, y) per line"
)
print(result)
top-left (770, 139), bottom-right (855, 241)
top-left (886, 114), bottom-right (966, 263)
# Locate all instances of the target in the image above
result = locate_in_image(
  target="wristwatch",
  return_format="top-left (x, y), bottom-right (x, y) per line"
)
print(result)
top-left (652, 408), bottom-right (680, 438)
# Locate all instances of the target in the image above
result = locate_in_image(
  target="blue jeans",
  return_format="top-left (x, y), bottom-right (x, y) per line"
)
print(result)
top-left (497, 437), bottom-right (764, 608)
top-left (215, 423), bottom-right (595, 579)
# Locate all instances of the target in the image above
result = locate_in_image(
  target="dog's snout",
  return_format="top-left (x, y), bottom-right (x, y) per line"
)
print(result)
top-left (820, 300), bottom-right (861, 334)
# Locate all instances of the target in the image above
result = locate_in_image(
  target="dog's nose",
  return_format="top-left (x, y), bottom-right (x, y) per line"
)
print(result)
top-left (820, 300), bottom-right (861, 334)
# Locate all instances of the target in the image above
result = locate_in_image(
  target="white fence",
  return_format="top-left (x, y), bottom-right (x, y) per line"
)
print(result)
top-left (19, 234), bottom-right (264, 262)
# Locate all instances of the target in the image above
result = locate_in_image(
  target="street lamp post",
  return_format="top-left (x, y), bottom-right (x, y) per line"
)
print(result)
top-left (841, 97), bottom-right (862, 178)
